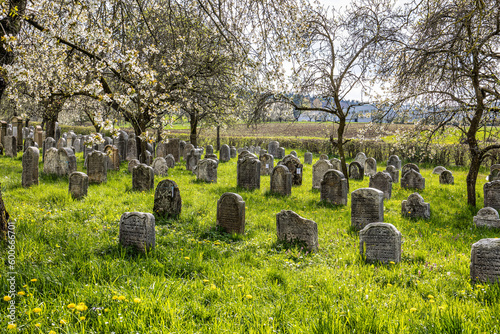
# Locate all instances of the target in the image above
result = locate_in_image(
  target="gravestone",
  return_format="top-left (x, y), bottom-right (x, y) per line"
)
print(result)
top-left (119, 212), bottom-right (155, 252)
top-left (4, 135), bottom-right (16, 157)
top-left (439, 170), bottom-right (454, 185)
top-left (117, 130), bottom-right (128, 161)
top-left (304, 152), bottom-right (313, 164)
top-left (43, 148), bottom-right (59, 175)
top-left (279, 155), bottom-right (303, 186)
top-left (104, 145), bottom-right (120, 171)
top-left (387, 155), bottom-right (401, 170)
top-left (330, 158), bottom-right (342, 171)
top-left (351, 188), bottom-right (384, 231)
top-left (22, 146), bottom-right (39, 188)
top-left (156, 142), bottom-right (168, 158)
top-left (69, 172), bottom-right (89, 200)
top-left (216, 192), bottom-right (245, 234)
top-left (87, 151), bottom-right (107, 184)
top-left (128, 159), bottom-right (140, 173)
top-left (401, 169), bottom-right (425, 190)
top-left (488, 169), bottom-right (500, 182)
top-left (385, 165), bottom-right (399, 183)
top-left (259, 153), bottom-right (274, 176)
top-left (320, 169), bottom-right (348, 205)
top-left (56, 138), bottom-right (66, 150)
top-left (58, 148), bottom-right (77, 176)
top-left (276, 147), bottom-right (286, 159)
top-left (349, 161), bottom-right (364, 180)
top-left (206, 145), bottom-right (213, 155)
top-left (186, 149), bottom-right (200, 171)
top-left (0, 121), bottom-right (6, 147)
top-left (73, 139), bottom-right (82, 153)
top-left (270, 165), bottom-right (292, 196)
top-left (369, 172), bottom-right (392, 200)
top-left (237, 157), bottom-right (261, 190)
top-left (312, 159), bottom-right (333, 189)
top-left (179, 140), bottom-right (186, 154)
top-left (401, 163), bottom-right (420, 177)
top-left (470, 238), bottom-right (500, 284)
top-left (194, 158), bottom-right (218, 183)
top-left (230, 146), bottom-right (237, 158)
top-left (484, 181), bottom-right (500, 211)
top-left (239, 150), bottom-right (257, 160)
top-left (290, 150), bottom-right (298, 157)
top-left (153, 179), bottom-right (182, 218)
top-left (126, 134), bottom-right (138, 161)
top-left (474, 207), bottom-right (500, 229)
top-left (183, 143), bottom-right (194, 161)
top-left (320, 154), bottom-right (328, 160)
top-left (165, 138), bottom-right (181, 162)
top-left (144, 150), bottom-right (153, 166)
top-left (354, 152), bottom-right (367, 166)
top-left (432, 166), bottom-right (447, 175)
top-left (219, 144), bottom-right (230, 162)
top-left (146, 142), bottom-right (154, 155)
top-left (204, 153), bottom-right (219, 164)
top-left (364, 157), bottom-right (377, 177)
top-left (359, 223), bottom-right (401, 264)
top-left (276, 210), bottom-right (318, 251)
top-left (401, 193), bottom-right (430, 219)
top-left (132, 164), bottom-right (154, 191)
top-left (268, 141), bottom-right (279, 158)
top-left (11, 117), bottom-right (23, 151)
top-left (54, 122), bottom-right (61, 142)
top-left (152, 157), bottom-right (169, 176)
top-left (34, 126), bottom-right (43, 147)
top-left (165, 154), bottom-right (175, 168)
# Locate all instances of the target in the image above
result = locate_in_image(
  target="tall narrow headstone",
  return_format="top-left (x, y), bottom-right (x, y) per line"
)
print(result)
top-left (43, 148), bottom-right (59, 175)
top-left (219, 144), bottom-right (230, 162)
top-left (320, 170), bottom-right (348, 205)
top-left (351, 188), bottom-right (384, 231)
top-left (230, 146), bottom-right (237, 158)
top-left (87, 151), bottom-right (107, 184)
top-left (349, 161), bottom-right (364, 180)
top-left (132, 164), bottom-right (154, 191)
top-left (22, 147), bottom-right (39, 187)
top-left (154, 179), bottom-right (182, 218)
top-left (104, 145), bottom-right (120, 171)
top-left (279, 155), bottom-right (303, 186)
top-left (385, 165), bottom-right (399, 183)
top-left (304, 152), bottom-right (313, 164)
top-left (268, 141), bottom-right (279, 158)
top-left (369, 172), bottom-right (393, 200)
top-left (401, 193), bottom-right (430, 219)
top-left (117, 130), bottom-right (128, 161)
top-left (259, 153), bottom-right (274, 176)
top-left (43, 137), bottom-right (56, 162)
top-left (237, 157), bottom-right (261, 190)
top-left (276, 147), bottom-right (285, 159)
top-left (183, 143), bottom-right (194, 161)
top-left (0, 121), bottom-right (7, 147)
top-left (359, 223), bottom-right (401, 264)
top-left (313, 159), bottom-right (333, 189)
top-left (364, 157), bottom-right (377, 177)
top-left (186, 149), bottom-right (200, 171)
top-left (470, 238), bottom-right (500, 284)
top-left (126, 134), bottom-right (138, 161)
top-left (34, 126), bottom-right (43, 147)
top-left (270, 165), bottom-right (292, 196)
top-left (216, 193), bottom-right (245, 234)
top-left (484, 181), bottom-right (500, 211)
top-left (4, 136), bottom-right (16, 157)
top-left (276, 210), bottom-right (318, 251)
top-left (58, 147), bottom-right (77, 176)
top-left (69, 172), bottom-right (89, 200)
top-left (165, 138), bottom-right (180, 162)
top-left (119, 212), bottom-right (155, 252)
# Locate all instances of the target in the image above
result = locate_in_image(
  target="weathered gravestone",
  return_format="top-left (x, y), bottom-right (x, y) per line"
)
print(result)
top-left (239, 150), bottom-right (257, 160)
top-left (237, 156), bottom-right (261, 190)
top-left (230, 146), bottom-right (237, 158)
top-left (385, 165), bottom-right (399, 183)
top-left (277, 147), bottom-right (285, 159)
top-left (351, 188), bottom-right (384, 231)
top-left (165, 154), bottom-right (175, 168)
top-left (259, 153), bottom-right (274, 176)
top-left (183, 143), bottom-right (194, 161)
top-left (22, 146), bottom-right (39, 188)
top-left (439, 170), bottom-right (454, 185)
top-left (484, 180), bottom-right (500, 211)
top-left (364, 157), bottom-right (377, 177)
top-left (401, 193), bottom-right (430, 219)
top-left (432, 166), bottom-right (447, 175)
top-left (312, 159), bottom-right (333, 189)
top-left (276, 210), bottom-right (318, 251)
top-left (119, 212), bottom-right (155, 252)
top-left (290, 150), bottom-right (298, 157)
top-left (270, 165), bottom-right (292, 196)
top-left (23, 138), bottom-right (37, 152)
top-left (179, 140), bottom-right (186, 154)
top-left (144, 150), bottom-right (153, 166)
top-left (0, 121), bottom-right (7, 147)
top-left (387, 155), bottom-right (402, 170)
top-left (349, 161), bottom-right (364, 180)
top-left (369, 172), bottom-right (392, 200)
top-left (401, 169), bottom-right (425, 190)
top-left (359, 223), bottom-right (401, 264)
top-left (474, 207), bottom-right (500, 229)
top-left (279, 155), bottom-right (303, 186)
top-left (56, 138), bottom-right (66, 150)
top-left (133, 164), bottom-right (154, 191)
top-left (87, 151), bottom-right (107, 184)
top-left (43, 148), bottom-right (59, 175)
top-left (73, 138), bottom-right (82, 153)
top-left (354, 152), bottom-right (367, 166)
top-left (320, 154), bottom-right (328, 160)
top-left (58, 147), bottom-right (77, 176)
top-left (34, 126), bottom-right (43, 147)
top-left (152, 157), bottom-right (169, 176)
top-left (204, 153), bottom-right (219, 164)
top-left (470, 238), bottom-right (500, 284)
top-left (320, 170), bottom-right (348, 205)
top-left (153, 179), bottom-right (182, 218)
top-left (401, 163), bottom-right (420, 177)
top-left (194, 158), bottom-right (218, 183)
top-left (126, 134), bottom-right (138, 161)
top-left (165, 138), bottom-right (181, 162)
top-left (268, 141), bottom-right (279, 158)
top-left (128, 159), bottom-right (140, 173)
top-left (116, 131), bottom-right (128, 161)
top-left (69, 172), bottom-right (89, 200)
top-left (304, 152), bottom-right (313, 164)
top-left (219, 144), bottom-right (230, 162)
top-left (206, 145), bottom-right (214, 155)
top-left (104, 145), bottom-right (120, 171)
top-left (216, 193), bottom-right (245, 234)
top-left (186, 149), bottom-right (201, 172)
top-left (488, 165), bottom-right (500, 181)
top-left (4, 135), bottom-right (16, 157)
top-left (330, 158), bottom-right (345, 172)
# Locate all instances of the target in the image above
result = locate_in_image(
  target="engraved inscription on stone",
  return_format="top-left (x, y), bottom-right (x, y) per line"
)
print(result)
top-left (470, 238), bottom-right (500, 284)
top-left (154, 179), bottom-right (182, 218)
top-left (276, 210), bottom-right (318, 251)
top-left (360, 223), bottom-right (401, 264)
top-left (313, 159), bottom-right (333, 189)
top-left (369, 172), bottom-right (392, 200)
top-left (484, 180), bottom-right (500, 211)
top-left (474, 207), bottom-right (500, 229)
top-left (270, 165), bottom-right (292, 196)
top-left (69, 171), bottom-right (89, 200)
top-left (119, 212), bottom-right (155, 252)
top-left (351, 188), bottom-right (384, 231)
top-left (216, 193), bottom-right (245, 234)
top-left (401, 193), bottom-right (430, 220)
top-left (320, 169), bottom-right (348, 205)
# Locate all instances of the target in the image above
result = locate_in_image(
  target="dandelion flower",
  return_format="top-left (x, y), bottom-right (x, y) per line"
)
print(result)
top-left (429, 300), bottom-right (435, 303)
top-left (239, 276), bottom-right (244, 280)
top-left (112, 295), bottom-right (118, 300)
top-left (7, 324), bottom-right (16, 329)
top-left (237, 284), bottom-right (243, 288)
top-left (67, 303), bottom-right (76, 309)
top-left (80, 316), bottom-right (86, 320)
top-left (184, 256), bottom-right (190, 260)
top-left (30, 279), bottom-right (37, 282)
top-left (118, 295), bottom-right (126, 301)
top-left (49, 331), bottom-right (56, 334)
top-left (60, 319), bottom-right (67, 325)
top-left (133, 298), bottom-right (141, 303)
top-left (387, 283), bottom-right (393, 287)
top-left (245, 295), bottom-right (253, 300)
top-left (308, 285), bottom-right (314, 289)
top-left (389, 261), bottom-right (395, 265)
top-left (210, 284), bottom-right (217, 290)
top-left (202, 279), bottom-right (209, 283)
top-left (34, 323), bottom-right (41, 327)
top-left (410, 308), bottom-right (417, 312)
top-left (75, 303), bottom-right (88, 312)
top-left (33, 307), bottom-right (42, 313)
top-left (427, 295), bottom-right (434, 299)
top-left (3, 296), bottom-right (11, 302)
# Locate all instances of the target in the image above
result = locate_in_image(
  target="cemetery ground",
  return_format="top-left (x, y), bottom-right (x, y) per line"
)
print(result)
top-left (1, 151), bottom-right (500, 333)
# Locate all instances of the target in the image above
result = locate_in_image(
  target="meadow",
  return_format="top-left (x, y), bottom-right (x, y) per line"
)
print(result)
top-left (1, 148), bottom-right (500, 333)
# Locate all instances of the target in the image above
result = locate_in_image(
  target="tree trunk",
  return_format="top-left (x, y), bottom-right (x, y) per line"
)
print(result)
top-left (42, 96), bottom-right (66, 138)
top-left (216, 125), bottom-right (220, 151)
top-left (189, 112), bottom-right (198, 147)
top-left (0, 184), bottom-right (10, 241)
top-left (336, 116), bottom-right (349, 189)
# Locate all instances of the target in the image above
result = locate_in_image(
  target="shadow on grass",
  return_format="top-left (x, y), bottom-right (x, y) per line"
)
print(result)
top-left (198, 225), bottom-right (245, 243)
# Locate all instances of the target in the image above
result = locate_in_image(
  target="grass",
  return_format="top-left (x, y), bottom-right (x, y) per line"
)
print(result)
top-left (1, 148), bottom-right (500, 333)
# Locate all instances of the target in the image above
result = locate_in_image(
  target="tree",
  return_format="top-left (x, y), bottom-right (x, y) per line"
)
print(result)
top-left (388, 0), bottom-right (500, 207)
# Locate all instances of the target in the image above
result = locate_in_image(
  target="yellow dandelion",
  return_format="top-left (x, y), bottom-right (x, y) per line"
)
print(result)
top-left (3, 296), bottom-right (11, 302)
top-left (104, 308), bottom-right (109, 312)
top-left (55, 244), bottom-right (60, 248)
top-left (30, 279), bottom-right (37, 282)
top-left (389, 261), bottom-right (395, 265)
top-left (32, 307), bottom-right (42, 313)
top-left (117, 295), bottom-right (126, 301)
top-left (80, 316), bottom-right (86, 320)
top-left (245, 295), bottom-right (253, 300)
top-left (184, 256), bottom-right (190, 260)
top-left (60, 319), bottom-right (67, 325)
top-left (75, 304), bottom-right (88, 312)
top-left (203, 279), bottom-right (209, 283)
top-left (427, 295), bottom-right (434, 299)
top-left (239, 276), bottom-right (244, 280)
top-left (308, 285), bottom-right (314, 289)
top-left (7, 324), bottom-right (16, 330)
top-left (387, 283), bottom-right (393, 287)
top-left (237, 284), bottom-right (243, 288)
top-left (34, 323), bottom-right (41, 327)
top-left (49, 331), bottom-right (56, 334)
top-left (112, 295), bottom-right (118, 300)
top-left (429, 300), bottom-right (435, 303)
top-left (133, 298), bottom-right (141, 303)
top-left (410, 308), bottom-right (417, 312)
top-left (67, 303), bottom-right (76, 309)
top-left (210, 284), bottom-right (217, 290)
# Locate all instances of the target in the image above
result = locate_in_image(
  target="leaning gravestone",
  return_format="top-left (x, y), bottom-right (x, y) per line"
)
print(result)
top-left (439, 170), bottom-right (454, 185)
top-left (354, 152), bottom-right (367, 166)
top-left (432, 166), bottom-right (447, 175)
top-left (484, 180), bottom-right (500, 211)
top-left (276, 147), bottom-right (285, 159)
top-left (364, 157), bottom-right (377, 177)
top-left (152, 157), bottom-right (169, 176)
top-left (69, 172), bottom-right (89, 200)
top-left (22, 146), bottom-right (39, 188)
top-left (219, 144), bottom-right (230, 162)
top-left (268, 141), bottom-right (279, 158)
top-left (128, 159), bottom-right (140, 173)
top-left (186, 149), bottom-right (200, 172)
top-left (133, 164), bottom-right (154, 191)
top-left (58, 147), bottom-right (77, 176)
top-left (470, 238), bottom-right (500, 284)
top-left (401, 169), bottom-right (425, 190)
top-left (304, 152), bottom-right (313, 164)
top-left (387, 155), bottom-right (402, 170)
top-left (119, 212), bottom-right (155, 253)
top-left (359, 223), bottom-right (401, 264)
top-left (43, 148), bottom-right (59, 175)
top-left (401, 163), bottom-right (420, 177)
top-left (320, 169), bottom-right (348, 205)
top-left (183, 143), bottom-right (194, 161)
top-left (165, 154), bottom-right (175, 168)
top-left (153, 179), bottom-right (182, 218)
top-left (216, 192), bottom-right (245, 234)
top-left (349, 161), bottom-right (364, 180)
top-left (195, 158), bottom-right (218, 183)
top-left (369, 172), bottom-right (392, 200)
top-left (474, 207), bottom-right (500, 229)
top-left (87, 151), bottom-right (107, 184)
top-left (104, 145), bottom-right (120, 171)
top-left (330, 158), bottom-right (342, 171)
top-left (259, 153), bottom-right (274, 176)
top-left (401, 193), bottom-right (430, 219)
top-left (385, 165), bottom-right (399, 183)
top-left (4, 135), bottom-right (16, 157)
top-left (237, 156), bottom-right (261, 190)
top-left (312, 159), bottom-right (333, 189)
top-left (351, 188), bottom-right (384, 231)
top-left (276, 210), bottom-right (318, 251)
top-left (270, 165), bottom-right (292, 196)
top-left (279, 154), bottom-right (303, 186)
